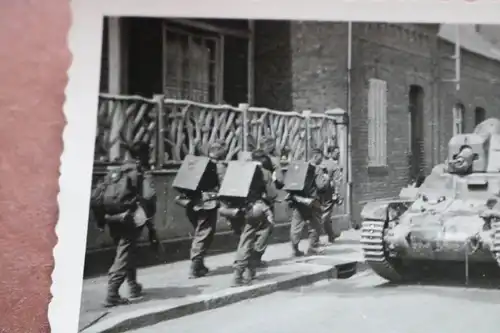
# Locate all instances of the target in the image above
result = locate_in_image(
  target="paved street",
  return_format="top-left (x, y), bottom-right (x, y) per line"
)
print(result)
top-left (79, 231), bottom-right (363, 332)
top-left (130, 268), bottom-right (500, 333)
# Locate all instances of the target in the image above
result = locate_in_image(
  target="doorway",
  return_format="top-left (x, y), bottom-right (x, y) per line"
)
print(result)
top-left (408, 85), bottom-right (425, 182)
top-left (474, 107), bottom-right (486, 127)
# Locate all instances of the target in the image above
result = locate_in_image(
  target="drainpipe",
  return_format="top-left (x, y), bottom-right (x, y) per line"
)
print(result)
top-left (454, 24), bottom-right (461, 93)
top-left (346, 22), bottom-right (354, 227)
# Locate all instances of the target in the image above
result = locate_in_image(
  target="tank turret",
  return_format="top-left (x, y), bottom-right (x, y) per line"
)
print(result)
top-left (359, 118), bottom-right (500, 283)
top-left (445, 118), bottom-right (500, 175)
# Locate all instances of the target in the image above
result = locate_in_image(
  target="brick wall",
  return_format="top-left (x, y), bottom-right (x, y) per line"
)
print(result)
top-left (255, 21), bottom-right (500, 225)
top-left (349, 24), bottom-right (440, 223)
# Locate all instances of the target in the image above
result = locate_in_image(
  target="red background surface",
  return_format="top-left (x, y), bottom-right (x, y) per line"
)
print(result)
top-left (0, 0), bottom-right (70, 332)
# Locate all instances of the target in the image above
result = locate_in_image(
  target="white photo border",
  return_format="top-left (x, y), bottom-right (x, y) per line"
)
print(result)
top-left (51, 0), bottom-right (500, 332)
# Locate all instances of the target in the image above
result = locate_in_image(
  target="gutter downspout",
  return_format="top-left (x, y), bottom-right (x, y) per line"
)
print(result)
top-left (347, 22), bottom-right (354, 227)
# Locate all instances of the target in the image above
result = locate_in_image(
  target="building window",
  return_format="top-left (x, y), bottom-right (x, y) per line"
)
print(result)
top-left (162, 24), bottom-right (223, 103)
top-left (367, 78), bottom-right (388, 167)
top-left (474, 107), bottom-right (486, 127)
top-left (453, 103), bottom-right (465, 135)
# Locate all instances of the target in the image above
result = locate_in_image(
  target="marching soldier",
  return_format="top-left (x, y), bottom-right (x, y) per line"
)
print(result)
top-left (186, 139), bottom-right (228, 278)
top-left (91, 141), bottom-right (158, 307)
top-left (232, 150), bottom-right (276, 286)
top-left (289, 148), bottom-right (330, 257)
top-left (251, 136), bottom-right (285, 267)
top-left (319, 145), bottom-right (343, 243)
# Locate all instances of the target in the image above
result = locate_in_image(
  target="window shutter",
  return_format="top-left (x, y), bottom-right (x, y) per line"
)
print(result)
top-left (367, 79), bottom-right (388, 166)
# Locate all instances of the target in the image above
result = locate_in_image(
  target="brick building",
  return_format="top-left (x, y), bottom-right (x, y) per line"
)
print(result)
top-left (99, 18), bottom-right (500, 224)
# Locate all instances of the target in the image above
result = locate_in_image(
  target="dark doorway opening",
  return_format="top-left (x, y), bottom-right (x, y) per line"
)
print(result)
top-left (474, 107), bottom-right (486, 127)
top-left (408, 85), bottom-right (425, 182)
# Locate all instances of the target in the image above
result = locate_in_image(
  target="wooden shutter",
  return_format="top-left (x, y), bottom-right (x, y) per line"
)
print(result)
top-left (367, 78), bottom-right (388, 167)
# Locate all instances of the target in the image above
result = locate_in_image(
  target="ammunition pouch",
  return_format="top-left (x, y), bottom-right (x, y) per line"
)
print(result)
top-left (293, 195), bottom-right (315, 206)
top-left (286, 193), bottom-right (319, 208)
top-left (174, 195), bottom-right (192, 208)
top-left (218, 206), bottom-right (242, 218)
top-left (332, 194), bottom-right (344, 206)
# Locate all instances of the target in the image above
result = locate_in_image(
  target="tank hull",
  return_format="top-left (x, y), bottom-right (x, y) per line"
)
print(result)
top-left (360, 118), bottom-right (500, 282)
top-left (360, 200), bottom-right (500, 283)
top-left (385, 214), bottom-right (495, 262)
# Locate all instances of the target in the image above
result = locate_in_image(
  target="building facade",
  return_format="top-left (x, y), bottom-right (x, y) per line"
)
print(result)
top-left (98, 18), bottom-right (500, 227)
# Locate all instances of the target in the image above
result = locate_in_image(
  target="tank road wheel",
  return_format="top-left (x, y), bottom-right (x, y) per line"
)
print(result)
top-left (491, 219), bottom-right (500, 267)
top-left (361, 220), bottom-right (405, 283)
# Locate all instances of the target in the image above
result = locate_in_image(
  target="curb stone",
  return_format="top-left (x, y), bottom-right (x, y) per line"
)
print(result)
top-left (82, 260), bottom-right (367, 333)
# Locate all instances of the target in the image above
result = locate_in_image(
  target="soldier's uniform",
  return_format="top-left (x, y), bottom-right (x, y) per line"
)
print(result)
top-left (232, 160), bottom-right (275, 286)
top-left (289, 152), bottom-right (330, 257)
top-left (320, 156), bottom-right (343, 243)
top-left (251, 137), bottom-right (285, 267)
top-left (92, 146), bottom-right (157, 307)
top-left (186, 140), bottom-right (227, 278)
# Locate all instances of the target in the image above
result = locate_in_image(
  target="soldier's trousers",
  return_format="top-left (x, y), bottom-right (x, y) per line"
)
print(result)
top-left (321, 201), bottom-right (341, 239)
top-left (289, 204), bottom-right (322, 250)
top-left (186, 207), bottom-right (217, 261)
top-left (253, 205), bottom-right (275, 259)
top-left (234, 202), bottom-right (273, 272)
top-left (107, 222), bottom-right (143, 297)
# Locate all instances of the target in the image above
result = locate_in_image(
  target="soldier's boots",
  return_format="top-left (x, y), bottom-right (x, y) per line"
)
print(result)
top-left (326, 235), bottom-right (337, 244)
top-left (245, 266), bottom-right (257, 281)
top-left (128, 282), bottom-right (143, 299)
top-left (231, 267), bottom-right (252, 287)
top-left (189, 259), bottom-right (210, 279)
top-left (306, 247), bottom-right (323, 256)
top-left (104, 284), bottom-right (130, 308)
top-left (104, 295), bottom-right (129, 308)
top-left (252, 252), bottom-right (268, 268)
top-left (292, 244), bottom-right (304, 258)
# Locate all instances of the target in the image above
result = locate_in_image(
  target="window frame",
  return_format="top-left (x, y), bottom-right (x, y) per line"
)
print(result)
top-left (453, 102), bottom-right (465, 135)
top-left (162, 22), bottom-right (224, 103)
top-left (367, 78), bottom-right (388, 167)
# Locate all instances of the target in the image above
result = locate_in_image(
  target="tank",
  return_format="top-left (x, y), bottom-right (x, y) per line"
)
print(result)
top-left (360, 118), bottom-right (500, 282)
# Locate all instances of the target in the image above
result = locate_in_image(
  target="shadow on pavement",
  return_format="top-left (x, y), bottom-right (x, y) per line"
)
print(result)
top-left (138, 284), bottom-right (209, 302)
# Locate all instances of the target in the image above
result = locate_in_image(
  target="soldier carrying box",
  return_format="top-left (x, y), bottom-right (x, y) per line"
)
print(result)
top-left (172, 140), bottom-right (227, 278)
top-left (284, 150), bottom-right (331, 257)
top-left (217, 151), bottom-right (276, 286)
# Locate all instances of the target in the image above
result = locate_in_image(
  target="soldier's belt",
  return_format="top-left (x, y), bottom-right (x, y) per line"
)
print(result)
top-left (174, 194), bottom-right (220, 208)
top-left (218, 206), bottom-right (241, 218)
top-left (174, 196), bottom-right (192, 208)
top-left (289, 195), bottom-right (319, 208)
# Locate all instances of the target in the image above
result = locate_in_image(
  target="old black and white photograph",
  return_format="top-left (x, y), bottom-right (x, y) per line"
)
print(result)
top-left (62, 4), bottom-right (500, 333)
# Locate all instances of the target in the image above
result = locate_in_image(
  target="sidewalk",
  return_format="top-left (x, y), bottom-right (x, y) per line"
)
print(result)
top-left (79, 230), bottom-right (364, 333)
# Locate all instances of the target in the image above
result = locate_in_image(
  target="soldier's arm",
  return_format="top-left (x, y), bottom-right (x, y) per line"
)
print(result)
top-left (90, 207), bottom-right (106, 230)
top-left (128, 168), bottom-right (140, 190)
top-left (142, 173), bottom-right (157, 201)
top-left (260, 202), bottom-right (275, 225)
top-left (142, 173), bottom-right (157, 218)
top-left (331, 166), bottom-right (342, 194)
top-left (276, 165), bottom-right (285, 188)
top-left (315, 170), bottom-right (330, 191)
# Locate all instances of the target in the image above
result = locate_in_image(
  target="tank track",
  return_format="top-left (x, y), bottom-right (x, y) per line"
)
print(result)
top-left (360, 220), bottom-right (404, 282)
top-left (491, 219), bottom-right (500, 267)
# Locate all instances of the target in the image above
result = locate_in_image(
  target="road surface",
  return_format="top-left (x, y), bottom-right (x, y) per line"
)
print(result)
top-left (130, 269), bottom-right (500, 333)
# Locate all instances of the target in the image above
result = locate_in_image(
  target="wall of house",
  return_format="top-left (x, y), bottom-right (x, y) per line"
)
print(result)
top-left (255, 21), bottom-right (500, 224)
top-left (348, 23), bottom-right (440, 222)
top-left (254, 20), bottom-right (348, 112)
top-left (349, 23), bottom-right (500, 224)
top-left (437, 40), bottom-right (500, 160)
